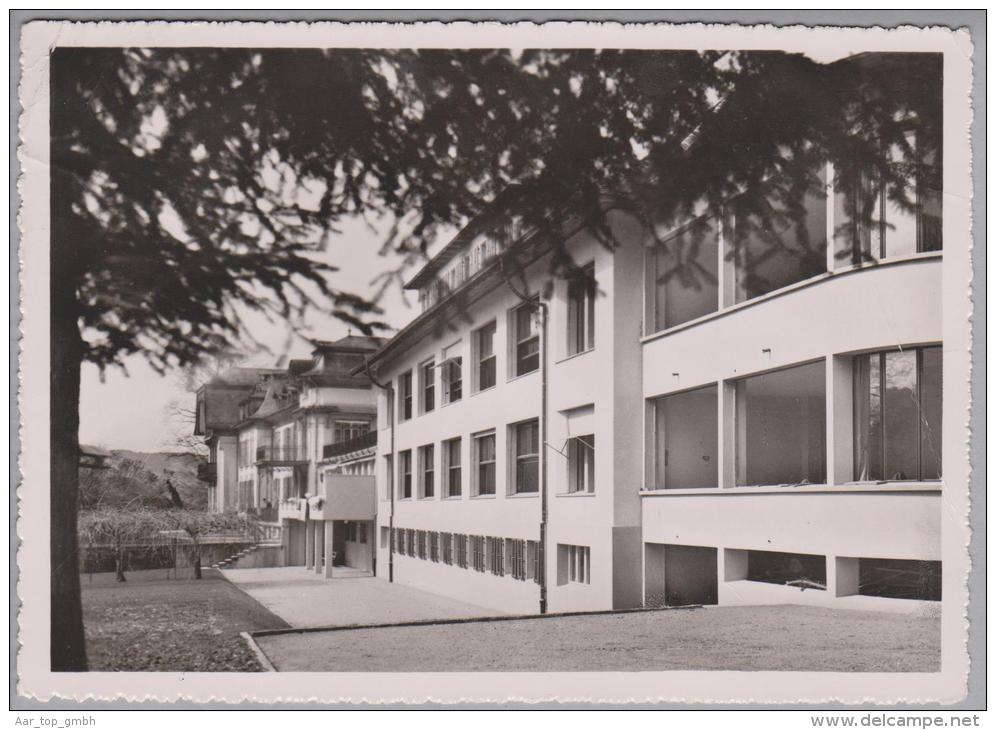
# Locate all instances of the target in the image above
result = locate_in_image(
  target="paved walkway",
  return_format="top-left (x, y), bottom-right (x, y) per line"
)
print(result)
top-left (223, 566), bottom-right (503, 628)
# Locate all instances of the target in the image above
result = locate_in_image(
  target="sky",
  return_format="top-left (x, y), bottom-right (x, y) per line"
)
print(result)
top-left (79, 215), bottom-right (443, 453)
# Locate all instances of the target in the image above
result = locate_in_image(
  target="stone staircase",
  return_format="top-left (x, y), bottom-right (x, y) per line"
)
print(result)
top-left (212, 544), bottom-right (262, 570)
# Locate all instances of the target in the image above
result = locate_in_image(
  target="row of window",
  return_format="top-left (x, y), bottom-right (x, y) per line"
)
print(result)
top-left (650, 154), bottom-right (942, 334)
top-left (397, 264), bottom-right (596, 423)
top-left (650, 346), bottom-right (942, 490)
top-left (391, 422), bottom-right (595, 499)
top-left (392, 528), bottom-right (542, 583)
top-left (236, 418), bottom-right (371, 469)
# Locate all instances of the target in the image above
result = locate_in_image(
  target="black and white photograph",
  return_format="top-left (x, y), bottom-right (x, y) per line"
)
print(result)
top-left (13, 14), bottom-right (981, 711)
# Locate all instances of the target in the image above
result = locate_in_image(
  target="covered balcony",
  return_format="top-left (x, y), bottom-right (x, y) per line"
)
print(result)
top-left (309, 473), bottom-right (376, 522)
top-left (321, 431), bottom-right (377, 460)
top-left (256, 444), bottom-right (308, 467)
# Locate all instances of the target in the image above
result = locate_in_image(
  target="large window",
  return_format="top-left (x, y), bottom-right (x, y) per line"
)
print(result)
top-left (443, 437), bottom-right (462, 497)
top-left (834, 133), bottom-right (943, 264)
top-left (735, 361), bottom-right (827, 487)
top-left (473, 431), bottom-right (496, 496)
top-left (567, 263), bottom-right (595, 355)
top-left (653, 385), bottom-right (718, 490)
top-left (398, 370), bottom-right (413, 421)
top-left (567, 435), bottom-right (595, 493)
top-left (419, 359), bottom-right (435, 414)
top-left (441, 357), bottom-right (463, 404)
top-left (511, 419), bottom-right (539, 494)
top-left (486, 536), bottom-right (505, 576)
top-left (512, 301), bottom-right (540, 377)
top-left (731, 166), bottom-right (828, 303)
top-left (474, 321), bottom-right (497, 391)
top-left (853, 346), bottom-right (942, 481)
top-left (398, 449), bottom-right (412, 499)
top-left (418, 444), bottom-right (435, 498)
top-left (652, 216), bottom-right (719, 331)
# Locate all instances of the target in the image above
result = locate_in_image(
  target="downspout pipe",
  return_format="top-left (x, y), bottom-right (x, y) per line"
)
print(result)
top-left (499, 259), bottom-right (549, 615)
top-left (364, 357), bottom-right (396, 583)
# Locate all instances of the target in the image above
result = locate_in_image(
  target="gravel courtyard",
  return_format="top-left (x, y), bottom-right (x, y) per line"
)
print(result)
top-left (255, 604), bottom-right (940, 673)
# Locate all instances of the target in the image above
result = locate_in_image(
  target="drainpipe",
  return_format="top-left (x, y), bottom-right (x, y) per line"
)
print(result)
top-left (364, 358), bottom-right (396, 583)
top-left (500, 259), bottom-right (550, 614)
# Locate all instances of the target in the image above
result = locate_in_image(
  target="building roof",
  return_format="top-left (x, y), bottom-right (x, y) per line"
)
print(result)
top-left (310, 334), bottom-right (387, 353)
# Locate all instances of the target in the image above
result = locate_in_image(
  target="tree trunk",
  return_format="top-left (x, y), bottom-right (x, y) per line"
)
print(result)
top-left (114, 552), bottom-right (126, 583)
top-left (50, 49), bottom-right (87, 671)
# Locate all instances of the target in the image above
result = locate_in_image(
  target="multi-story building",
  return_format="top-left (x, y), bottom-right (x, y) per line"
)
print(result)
top-left (364, 52), bottom-right (945, 614)
top-left (197, 335), bottom-right (383, 576)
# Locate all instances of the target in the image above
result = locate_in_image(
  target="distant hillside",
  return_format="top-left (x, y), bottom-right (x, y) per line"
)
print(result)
top-left (79, 448), bottom-right (208, 510)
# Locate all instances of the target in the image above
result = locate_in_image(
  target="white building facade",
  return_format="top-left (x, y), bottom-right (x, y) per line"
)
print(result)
top-left (365, 52), bottom-right (945, 615)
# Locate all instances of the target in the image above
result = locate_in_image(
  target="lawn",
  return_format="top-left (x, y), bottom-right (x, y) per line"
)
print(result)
top-left (81, 568), bottom-right (289, 671)
top-left (255, 604), bottom-right (940, 673)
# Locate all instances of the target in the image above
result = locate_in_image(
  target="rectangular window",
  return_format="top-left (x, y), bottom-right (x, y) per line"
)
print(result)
top-left (333, 420), bottom-right (370, 443)
top-left (559, 544), bottom-right (591, 585)
top-left (394, 527), bottom-right (404, 554)
top-left (834, 132), bottom-right (943, 264)
top-left (853, 346), bottom-right (942, 481)
top-left (653, 216), bottom-right (720, 332)
top-left (398, 449), bottom-right (412, 499)
top-left (512, 302), bottom-right (540, 377)
top-left (429, 531), bottom-right (440, 562)
top-left (443, 437), bottom-right (462, 497)
top-left (567, 263), bottom-right (596, 355)
top-left (653, 385), bottom-right (718, 490)
top-left (735, 361), bottom-right (827, 487)
top-left (455, 534), bottom-right (468, 569)
top-left (442, 357), bottom-right (463, 404)
top-left (507, 539), bottom-right (527, 581)
top-left (416, 530), bottom-right (427, 560)
top-left (511, 419), bottom-right (539, 494)
top-left (398, 370), bottom-right (413, 421)
top-left (731, 165), bottom-right (828, 303)
top-left (420, 359), bottom-right (435, 414)
top-left (473, 431), bottom-right (496, 496)
top-left (487, 536), bottom-right (505, 576)
top-left (405, 528), bottom-right (415, 557)
top-left (475, 321), bottom-right (497, 391)
top-left (441, 532), bottom-right (453, 565)
top-left (567, 435), bottom-right (595, 493)
top-left (418, 444), bottom-right (435, 499)
top-left (470, 535), bottom-right (486, 572)
top-left (527, 540), bottom-right (542, 584)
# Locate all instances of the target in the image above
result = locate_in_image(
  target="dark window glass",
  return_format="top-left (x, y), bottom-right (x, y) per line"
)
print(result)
top-left (514, 419), bottom-right (539, 493)
top-left (399, 371), bottom-right (413, 421)
top-left (654, 385), bottom-right (718, 490)
top-left (476, 321), bottom-right (497, 391)
top-left (421, 360), bottom-right (435, 413)
top-left (732, 166), bottom-right (828, 302)
top-left (445, 438), bottom-right (462, 497)
top-left (399, 450), bottom-right (412, 499)
top-left (514, 304), bottom-right (540, 376)
top-left (475, 433), bottom-right (496, 495)
top-left (736, 361), bottom-right (826, 487)
top-left (654, 217), bottom-right (719, 331)
top-left (854, 347), bottom-right (942, 481)
top-left (567, 264), bottom-right (596, 354)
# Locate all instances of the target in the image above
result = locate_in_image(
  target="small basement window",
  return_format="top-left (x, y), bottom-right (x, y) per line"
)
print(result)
top-left (747, 549), bottom-right (827, 590)
top-left (859, 558), bottom-right (941, 601)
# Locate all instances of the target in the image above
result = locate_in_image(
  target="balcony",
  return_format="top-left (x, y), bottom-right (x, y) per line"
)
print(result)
top-left (310, 474), bottom-right (376, 521)
top-left (196, 461), bottom-right (217, 483)
top-left (255, 445), bottom-right (308, 466)
top-left (322, 431), bottom-right (377, 460)
top-left (279, 497), bottom-right (308, 522)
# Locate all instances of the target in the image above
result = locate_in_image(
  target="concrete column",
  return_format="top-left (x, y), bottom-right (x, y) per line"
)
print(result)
top-left (313, 521), bottom-right (323, 575)
top-left (718, 382), bottom-right (737, 488)
top-left (828, 355), bottom-right (854, 486)
top-left (281, 520), bottom-right (292, 567)
top-left (324, 522), bottom-right (335, 578)
top-left (721, 548), bottom-right (748, 582)
top-left (643, 543), bottom-right (666, 607)
top-left (830, 556), bottom-right (860, 598)
top-left (304, 520), bottom-right (315, 570)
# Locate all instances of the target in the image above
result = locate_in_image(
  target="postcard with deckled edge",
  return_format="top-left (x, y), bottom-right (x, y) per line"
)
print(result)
top-left (16, 19), bottom-right (976, 705)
